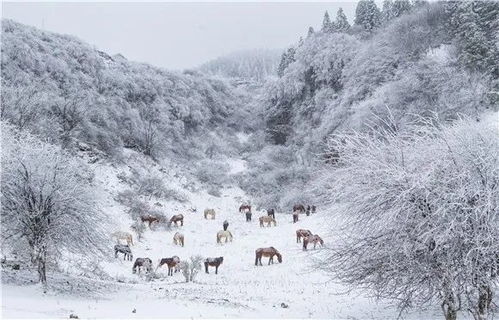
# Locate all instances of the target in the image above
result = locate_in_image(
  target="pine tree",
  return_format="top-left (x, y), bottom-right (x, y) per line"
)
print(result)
top-left (354, 0), bottom-right (381, 32)
top-left (277, 52), bottom-right (288, 78)
top-left (335, 8), bottom-right (351, 32)
top-left (277, 47), bottom-right (297, 78)
top-left (322, 10), bottom-right (333, 33)
top-left (392, 0), bottom-right (412, 18)
top-left (381, 0), bottom-right (395, 23)
top-left (307, 26), bottom-right (315, 38)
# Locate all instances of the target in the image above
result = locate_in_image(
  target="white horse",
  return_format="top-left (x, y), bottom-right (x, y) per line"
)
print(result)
top-left (216, 230), bottom-right (233, 243)
top-left (111, 231), bottom-right (134, 246)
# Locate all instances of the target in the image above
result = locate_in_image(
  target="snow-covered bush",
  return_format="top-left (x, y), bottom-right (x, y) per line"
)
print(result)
top-left (320, 113), bottom-right (499, 320)
top-left (1, 122), bottom-right (107, 285)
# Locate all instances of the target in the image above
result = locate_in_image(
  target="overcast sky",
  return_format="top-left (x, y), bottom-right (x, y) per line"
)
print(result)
top-left (2, 1), bottom-right (358, 70)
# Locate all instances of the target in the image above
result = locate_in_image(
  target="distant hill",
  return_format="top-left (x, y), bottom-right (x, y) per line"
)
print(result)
top-left (1, 19), bottom-right (249, 161)
top-left (198, 49), bottom-right (282, 82)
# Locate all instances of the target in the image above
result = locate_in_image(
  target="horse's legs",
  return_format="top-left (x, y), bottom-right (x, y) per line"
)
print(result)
top-left (215, 265), bottom-right (218, 274)
top-left (181, 220), bottom-right (183, 226)
top-left (255, 254), bottom-right (259, 266)
top-left (205, 262), bottom-right (209, 273)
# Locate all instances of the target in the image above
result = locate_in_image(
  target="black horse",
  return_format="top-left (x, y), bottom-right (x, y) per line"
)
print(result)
top-left (267, 209), bottom-right (275, 219)
top-left (204, 257), bottom-right (223, 274)
top-left (223, 220), bottom-right (229, 231)
top-left (114, 244), bottom-right (133, 261)
top-left (246, 211), bottom-right (252, 222)
top-left (132, 258), bottom-right (152, 274)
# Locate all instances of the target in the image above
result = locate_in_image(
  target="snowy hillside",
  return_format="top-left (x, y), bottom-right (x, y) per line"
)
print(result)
top-left (1, 144), bottom-right (444, 319)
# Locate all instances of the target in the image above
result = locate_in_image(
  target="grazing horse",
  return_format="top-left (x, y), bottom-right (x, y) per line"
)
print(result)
top-left (114, 244), bottom-right (133, 261)
top-left (168, 214), bottom-right (184, 227)
top-left (111, 231), bottom-right (134, 246)
top-left (293, 211), bottom-right (300, 223)
top-left (239, 204), bottom-right (251, 213)
top-left (267, 209), bottom-right (275, 219)
top-left (293, 204), bottom-right (306, 213)
top-left (259, 216), bottom-right (277, 227)
top-left (296, 229), bottom-right (313, 243)
top-left (141, 215), bottom-right (160, 228)
top-left (157, 256), bottom-right (181, 276)
top-left (132, 258), bottom-right (153, 274)
top-left (303, 235), bottom-right (324, 250)
top-left (255, 247), bottom-right (282, 266)
top-left (216, 230), bottom-right (233, 243)
top-left (204, 209), bottom-right (216, 220)
top-left (173, 232), bottom-right (184, 247)
top-left (306, 205), bottom-right (311, 216)
top-left (223, 220), bottom-right (229, 231)
top-left (204, 257), bottom-right (223, 274)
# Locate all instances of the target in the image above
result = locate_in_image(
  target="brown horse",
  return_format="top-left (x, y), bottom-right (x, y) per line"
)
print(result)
top-left (296, 229), bottom-right (313, 243)
top-left (293, 211), bottom-right (300, 223)
top-left (173, 232), bottom-right (184, 247)
top-left (303, 235), bottom-right (324, 250)
top-left (255, 247), bottom-right (282, 266)
top-left (204, 209), bottom-right (216, 219)
top-left (259, 216), bottom-right (277, 227)
top-left (293, 204), bottom-right (306, 213)
top-left (157, 256), bottom-right (180, 276)
top-left (168, 214), bottom-right (184, 227)
top-left (204, 257), bottom-right (223, 274)
top-left (239, 204), bottom-right (251, 213)
top-left (141, 215), bottom-right (160, 228)
top-left (132, 258), bottom-right (152, 274)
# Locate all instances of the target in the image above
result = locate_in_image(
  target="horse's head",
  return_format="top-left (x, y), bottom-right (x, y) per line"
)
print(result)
top-left (276, 252), bottom-right (282, 263)
top-left (218, 257), bottom-right (224, 263)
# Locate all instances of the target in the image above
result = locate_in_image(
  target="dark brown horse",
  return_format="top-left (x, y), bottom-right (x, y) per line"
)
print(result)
top-left (168, 214), bottom-right (184, 227)
top-left (157, 256), bottom-right (180, 276)
top-left (303, 235), bottom-right (324, 250)
top-left (296, 229), bottom-right (313, 243)
top-left (293, 204), bottom-right (306, 213)
top-left (204, 257), bottom-right (223, 274)
top-left (311, 205), bottom-right (316, 214)
top-left (267, 208), bottom-right (275, 219)
top-left (114, 244), bottom-right (133, 261)
top-left (141, 215), bottom-right (160, 228)
top-left (293, 211), bottom-right (300, 223)
top-left (132, 258), bottom-right (152, 274)
top-left (255, 247), bottom-right (282, 266)
top-left (239, 204), bottom-right (251, 213)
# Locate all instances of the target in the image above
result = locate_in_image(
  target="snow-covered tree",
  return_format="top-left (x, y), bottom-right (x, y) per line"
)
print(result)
top-left (321, 11), bottom-right (333, 33)
top-left (1, 123), bottom-right (106, 285)
top-left (392, 0), bottom-right (412, 18)
top-left (307, 26), bottom-right (315, 38)
top-left (354, 0), bottom-right (382, 32)
top-left (381, 0), bottom-right (395, 23)
top-left (335, 8), bottom-right (351, 32)
top-left (320, 114), bottom-right (499, 320)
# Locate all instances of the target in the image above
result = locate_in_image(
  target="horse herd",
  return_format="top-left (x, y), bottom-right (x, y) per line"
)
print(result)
top-left (111, 203), bottom-right (322, 277)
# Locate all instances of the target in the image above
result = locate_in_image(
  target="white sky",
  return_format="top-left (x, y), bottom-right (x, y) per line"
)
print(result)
top-left (2, 1), bottom-right (359, 70)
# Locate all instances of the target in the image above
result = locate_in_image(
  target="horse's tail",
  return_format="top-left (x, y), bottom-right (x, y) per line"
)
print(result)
top-left (216, 233), bottom-right (220, 243)
top-left (229, 231), bottom-right (233, 240)
top-left (130, 235), bottom-right (134, 246)
top-left (303, 239), bottom-right (307, 251)
top-left (255, 253), bottom-right (259, 266)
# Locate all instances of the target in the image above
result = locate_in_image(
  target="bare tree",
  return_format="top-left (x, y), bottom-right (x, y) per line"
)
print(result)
top-left (1, 123), bottom-right (107, 285)
top-left (319, 114), bottom-right (499, 320)
top-left (1, 85), bottom-right (45, 130)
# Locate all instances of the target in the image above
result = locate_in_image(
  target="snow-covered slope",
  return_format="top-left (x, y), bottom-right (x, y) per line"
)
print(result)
top-left (2, 149), bottom-right (444, 319)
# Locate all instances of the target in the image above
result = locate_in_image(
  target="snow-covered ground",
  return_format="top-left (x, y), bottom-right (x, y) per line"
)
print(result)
top-left (2, 152), bottom-right (444, 319)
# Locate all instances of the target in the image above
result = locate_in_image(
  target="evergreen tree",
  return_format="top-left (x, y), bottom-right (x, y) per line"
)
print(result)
top-left (381, 0), bottom-right (395, 23)
top-left (335, 8), bottom-right (351, 32)
top-left (354, 0), bottom-right (381, 32)
top-left (307, 26), bottom-right (315, 38)
top-left (392, 0), bottom-right (412, 18)
top-left (277, 52), bottom-right (288, 78)
top-left (322, 10), bottom-right (333, 33)
top-left (277, 47), bottom-right (297, 78)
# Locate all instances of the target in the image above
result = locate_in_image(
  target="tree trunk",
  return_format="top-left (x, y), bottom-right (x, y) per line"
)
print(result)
top-left (474, 285), bottom-right (492, 320)
top-left (36, 251), bottom-right (47, 285)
